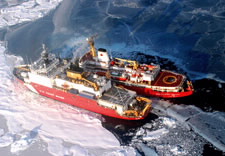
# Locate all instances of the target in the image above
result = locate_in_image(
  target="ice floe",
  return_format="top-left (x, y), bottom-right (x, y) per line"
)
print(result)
top-left (11, 131), bottom-right (38, 153)
top-left (0, 132), bottom-right (14, 148)
top-left (132, 116), bottom-right (206, 156)
top-left (152, 100), bottom-right (225, 152)
top-left (0, 0), bottom-right (63, 28)
top-left (161, 117), bottom-right (176, 128)
top-left (136, 143), bottom-right (158, 156)
top-left (143, 128), bottom-right (169, 141)
top-left (188, 111), bottom-right (225, 152)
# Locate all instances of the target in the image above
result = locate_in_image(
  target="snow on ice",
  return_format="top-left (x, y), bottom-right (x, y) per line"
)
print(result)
top-left (0, 0), bottom-right (63, 28)
top-left (0, 132), bottom-right (14, 148)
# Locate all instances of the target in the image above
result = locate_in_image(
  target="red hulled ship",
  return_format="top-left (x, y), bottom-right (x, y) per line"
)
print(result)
top-left (13, 45), bottom-right (151, 120)
top-left (79, 37), bottom-right (194, 98)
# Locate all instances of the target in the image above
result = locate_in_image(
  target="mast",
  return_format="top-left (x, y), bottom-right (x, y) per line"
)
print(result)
top-left (41, 44), bottom-right (49, 61)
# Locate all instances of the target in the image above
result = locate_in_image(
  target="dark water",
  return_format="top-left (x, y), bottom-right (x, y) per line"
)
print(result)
top-left (3, 13), bottom-right (55, 60)
top-left (3, 0), bottom-right (225, 82)
top-left (1, 0), bottom-right (225, 155)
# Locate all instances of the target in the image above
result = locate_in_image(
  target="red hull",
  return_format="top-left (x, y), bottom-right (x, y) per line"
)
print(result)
top-left (29, 82), bottom-right (147, 120)
top-left (112, 76), bottom-right (127, 81)
top-left (119, 84), bottom-right (194, 98)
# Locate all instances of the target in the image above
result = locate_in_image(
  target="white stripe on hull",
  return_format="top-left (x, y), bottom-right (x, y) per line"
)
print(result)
top-left (24, 83), bottom-right (39, 94)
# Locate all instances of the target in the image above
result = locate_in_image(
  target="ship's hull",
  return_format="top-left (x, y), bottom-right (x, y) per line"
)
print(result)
top-left (96, 71), bottom-right (194, 98)
top-left (118, 83), bottom-right (194, 98)
top-left (15, 78), bottom-right (148, 120)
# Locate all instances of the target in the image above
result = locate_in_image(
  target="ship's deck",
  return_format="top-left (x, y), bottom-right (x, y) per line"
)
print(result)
top-left (152, 70), bottom-right (185, 87)
top-left (100, 86), bottom-right (135, 106)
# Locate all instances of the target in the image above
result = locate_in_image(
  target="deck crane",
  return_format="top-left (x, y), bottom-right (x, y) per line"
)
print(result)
top-left (114, 58), bottom-right (139, 70)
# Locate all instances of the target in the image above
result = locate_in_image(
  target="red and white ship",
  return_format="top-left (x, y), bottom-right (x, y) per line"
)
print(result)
top-left (13, 45), bottom-right (152, 120)
top-left (79, 37), bottom-right (194, 98)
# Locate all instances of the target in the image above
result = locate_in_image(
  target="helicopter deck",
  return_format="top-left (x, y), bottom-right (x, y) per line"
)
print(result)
top-left (152, 70), bottom-right (185, 87)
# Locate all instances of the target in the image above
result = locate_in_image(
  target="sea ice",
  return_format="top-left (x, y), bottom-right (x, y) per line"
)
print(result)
top-left (10, 126), bottom-right (40, 153)
top-left (170, 145), bottom-right (186, 155)
top-left (104, 146), bottom-right (136, 156)
top-left (136, 143), bottom-right (158, 156)
top-left (11, 135), bottom-right (36, 153)
top-left (0, 132), bottom-right (14, 148)
top-left (0, 129), bottom-right (4, 136)
top-left (131, 116), bottom-right (206, 155)
top-left (161, 117), bottom-right (176, 128)
top-left (188, 111), bottom-right (225, 152)
top-left (63, 144), bottom-right (95, 156)
top-left (0, 0), bottom-right (63, 28)
top-left (143, 128), bottom-right (169, 141)
top-left (153, 100), bottom-right (225, 152)
top-left (167, 105), bottom-right (202, 122)
top-left (132, 116), bottom-right (205, 156)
